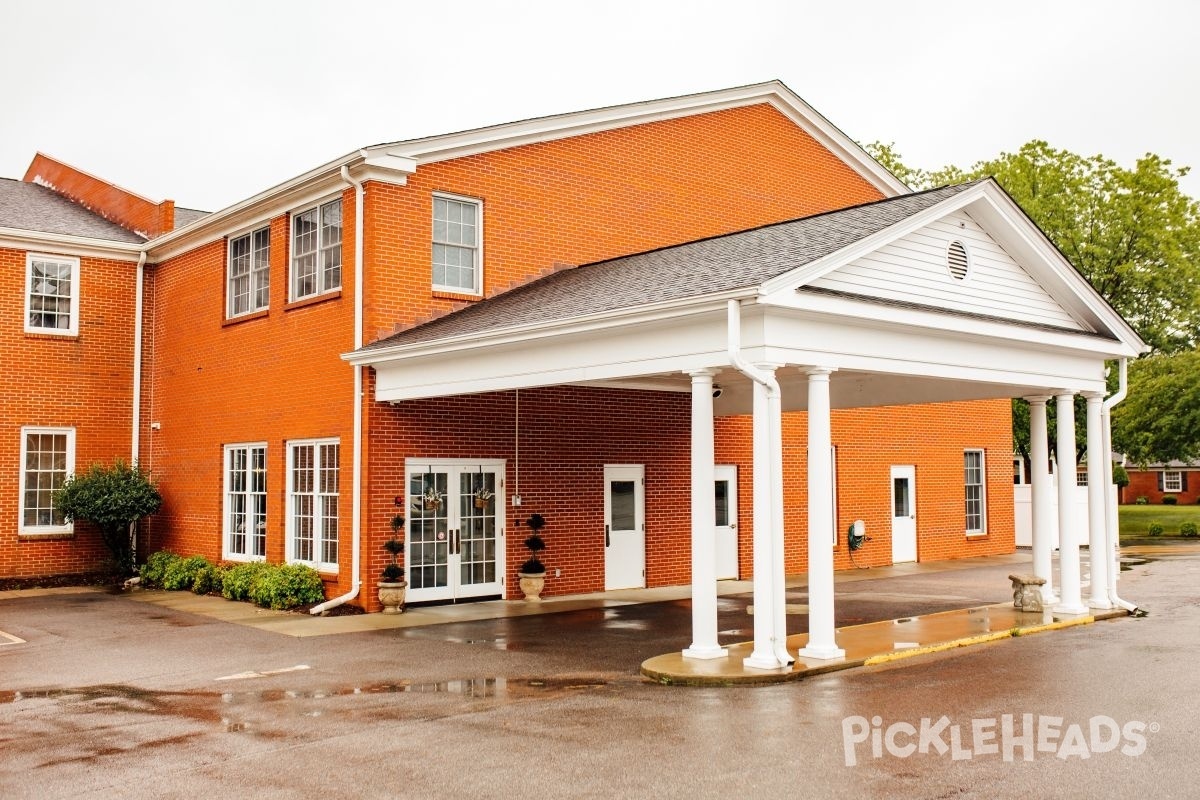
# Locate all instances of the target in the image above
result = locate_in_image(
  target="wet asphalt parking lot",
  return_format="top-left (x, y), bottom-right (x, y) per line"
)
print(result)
top-left (1, 547), bottom-right (1197, 799)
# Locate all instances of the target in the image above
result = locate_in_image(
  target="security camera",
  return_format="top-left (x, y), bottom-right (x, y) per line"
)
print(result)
top-left (712, 385), bottom-right (723, 399)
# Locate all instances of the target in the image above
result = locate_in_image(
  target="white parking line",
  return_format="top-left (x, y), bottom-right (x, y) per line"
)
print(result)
top-left (215, 664), bottom-right (310, 681)
top-left (0, 630), bottom-right (26, 646)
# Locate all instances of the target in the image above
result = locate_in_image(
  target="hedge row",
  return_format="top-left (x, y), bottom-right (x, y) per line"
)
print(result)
top-left (139, 551), bottom-right (325, 610)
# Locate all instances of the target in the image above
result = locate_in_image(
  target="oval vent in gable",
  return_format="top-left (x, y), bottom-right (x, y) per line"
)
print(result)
top-left (946, 240), bottom-right (969, 280)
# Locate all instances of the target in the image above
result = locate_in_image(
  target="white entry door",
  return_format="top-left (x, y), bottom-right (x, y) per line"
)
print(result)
top-left (604, 464), bottom-right (645, 590)
top-left (714, 465), bottom-right (739, 579)
top-left (405, 460), bottom-right (505, 603)
top-left (891, 465), bottom-right (917, 563)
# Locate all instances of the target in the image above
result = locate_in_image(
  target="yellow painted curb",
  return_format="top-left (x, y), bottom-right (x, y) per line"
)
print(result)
top-left (863, 615), bottom-right (1096, 666)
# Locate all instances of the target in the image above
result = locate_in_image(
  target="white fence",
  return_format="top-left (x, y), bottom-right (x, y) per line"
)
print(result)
top-left (1013, 479), bottom-right (1119, 547)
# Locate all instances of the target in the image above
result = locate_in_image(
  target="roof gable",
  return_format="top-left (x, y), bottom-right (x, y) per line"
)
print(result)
top-left (0, 178), bottom-right (146, 243)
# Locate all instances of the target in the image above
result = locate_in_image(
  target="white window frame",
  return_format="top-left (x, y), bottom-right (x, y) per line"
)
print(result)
top-left (1012, 458), bottom-right (1026, 485)
top-left (965, 448), bottom-right (987, 536)
top-left (227, 225), bottom-right (271, 318)
top-left (1163, 470), bottom-right (1183, 493)
top-left (1076, 470), bottom-right (1089, 486)
top-left (25, 253), bottom-right (81, 336)
top-left (19, 426), bottom-right (75, 535)
top-left (290, 197), bottom-right (343, 301)
top-left (223, 443), bottom-right (268, 561)
top-left (286, 438), bottom-right (340, 572)
top-left (432, 192), bottom-right (483, 295)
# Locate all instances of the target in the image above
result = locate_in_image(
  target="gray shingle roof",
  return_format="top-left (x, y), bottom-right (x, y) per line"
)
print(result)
top-left (0, 178), bottom-right (146, 243)
top-left (360, 180), bottom-right (985, 352)
top-left (173, 207), bottom-right (210, 229)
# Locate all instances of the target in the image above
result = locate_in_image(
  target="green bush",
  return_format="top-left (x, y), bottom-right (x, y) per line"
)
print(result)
top-left (1162, 494), bottom-right (1178, 505)
top-left (1182, 522), bottom-right (1199, 538)
top-left (247, 563), bottom-right (325, 610)
top-left (1135, 496), bottom-right (1149, 505)
top-left (139, 550), bottom-right (181, 587)
top-left (1148, 522), bottom-right (1164, 536)
top-left (192, 563), bottom-right (225, 595)
top-left (222, 561), bottom-right (272, 601)
top-left (162, 555), bottom-right (212, 591)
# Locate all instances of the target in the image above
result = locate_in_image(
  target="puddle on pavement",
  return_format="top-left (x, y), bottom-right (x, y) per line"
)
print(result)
top-left (1120, 557), bottom-right (1154, 572)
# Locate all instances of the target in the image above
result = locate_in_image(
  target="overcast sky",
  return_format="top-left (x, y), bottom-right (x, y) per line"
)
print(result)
top-left (2, 0), bottom-right (1197, 212)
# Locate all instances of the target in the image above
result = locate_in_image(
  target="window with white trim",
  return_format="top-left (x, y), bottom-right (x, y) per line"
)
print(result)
top-left (224, 443), bottom-right (267, 560)
top-left (965, 449), bottom-right (987, 535)
top-left (19, 427), bottom-right (75, 533)
top-left (1013, 458), bottom-right (1026, 485)
top-left (1076, 470), bottom-right (1089, 486)
top-left (291, 198), bottom-right (342, 300)
top-left (228, 226), bottom-right (271, 317)
top-left (432, 194), bottom-right (481, 293)
top-left (25, 254), bottom-right (80, 335)
top-left (1163, 470), bottom-right (1183, 493)
top-left (287, 439), bottom-right (339, 571)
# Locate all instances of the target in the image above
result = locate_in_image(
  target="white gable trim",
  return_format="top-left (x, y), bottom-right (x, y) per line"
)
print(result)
top-left (0, 227), bottom-right (143, 262)
top-left (757, 180), bottom-right (1147, 355)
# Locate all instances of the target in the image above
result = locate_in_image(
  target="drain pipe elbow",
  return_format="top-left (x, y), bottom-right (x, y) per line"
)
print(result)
top-left (726, 300), bottom-right (779, 396)
top-left (311, 165), bottom-right (366, 615)
top-left (1102, 358), bottom-right (1138, 614)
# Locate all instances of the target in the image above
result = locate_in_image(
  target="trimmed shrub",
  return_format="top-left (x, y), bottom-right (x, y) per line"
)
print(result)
top-left (1181, 522), bottom-right (1199, 538)
top-left (1148, 523), bottom-right (1164, 537)
top-left (1163, 494), bottom-right (1178, 505)
top-left (247, 564), bottom-right (325, 610)
top-left (140, 550), bottom-right (180, 587)
top-left (162, 555), bottom-right (212, 591)
top-left (1134, 496), bottom-right (1149, 505)
top-left (192, 563), bottom-right (225, 595)
top-left (222, 561), bottom-right (272, 602)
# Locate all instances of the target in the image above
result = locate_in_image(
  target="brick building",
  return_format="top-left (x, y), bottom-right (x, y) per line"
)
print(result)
top-left (2, 82), bottom-right (1143, 663)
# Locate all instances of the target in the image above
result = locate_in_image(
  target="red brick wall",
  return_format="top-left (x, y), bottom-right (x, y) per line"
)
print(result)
top-left (1, 246), bottom-right (138, 577)
top-left (24, 154), bottom-right (174, 238)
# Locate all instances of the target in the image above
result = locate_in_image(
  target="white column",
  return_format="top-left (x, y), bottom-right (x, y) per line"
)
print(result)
top-left (744, 365), bottom-right (789, 670)
top-left (1085, 392), bottom-right (1113, 609)
top-left (1054, 391), bottom-right (1088, 614)
top-left (1026, 396), bottom-right (1057, 604)
top-left (683, 369), bottom-right (727, 659)
top-left (798, 367), bottom-right (844, 660)
top-left (766, 367), bottom-right (792, 667)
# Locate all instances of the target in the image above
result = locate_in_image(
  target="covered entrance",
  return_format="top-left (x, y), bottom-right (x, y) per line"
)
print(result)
top-left (353, 179), bottom-right (1145, 668)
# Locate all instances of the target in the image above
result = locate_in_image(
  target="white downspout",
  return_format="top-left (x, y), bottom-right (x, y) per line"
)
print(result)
top-left (1101, 358), bottom-right (1137, 613)
top-left (726, 299), bottom-right (791, 666)
top-left (311, 166), bottom-right (365, 614)
top-left (131, 250), bottom-right (147, 463)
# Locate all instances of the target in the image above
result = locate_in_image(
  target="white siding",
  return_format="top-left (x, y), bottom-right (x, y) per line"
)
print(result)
top-left (810, 211), bottom-right (1086, 330)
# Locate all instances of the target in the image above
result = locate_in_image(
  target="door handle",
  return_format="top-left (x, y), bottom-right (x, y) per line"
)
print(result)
top-left (605, 524), bottom-right (610, 548)
top-left (729, 523), bottom-right (737, 530)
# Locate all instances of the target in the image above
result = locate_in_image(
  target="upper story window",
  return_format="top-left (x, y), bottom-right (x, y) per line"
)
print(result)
top-left (432, 194), bottom-right (482, 294)
top-left (291, 198), bottom-right (342, 300)
top-left (20, 427), bottom-right (75, 534)
top-left (25, 254), bottom-right (80, 336)
top-left (228, 226), bottom-right (271, 317)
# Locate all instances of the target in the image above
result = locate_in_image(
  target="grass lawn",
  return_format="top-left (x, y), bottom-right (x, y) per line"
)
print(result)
top-left (1119, 504), bottom-right (1200, 538)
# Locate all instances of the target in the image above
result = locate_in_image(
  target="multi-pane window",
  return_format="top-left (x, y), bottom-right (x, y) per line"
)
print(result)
top-left (1163, 471), bottom-right (1183, 493)
top-left (224, 444), bottom-right (267, 560)
top-left (1077, 471), bottom-right (1089, 486)
top-left (20, 427), bottom-right (74, 532)
top-left (228, 227), bottom-right (271, 317)
top-left (288, 440), bottom-right (339, 570)
top-left (965, 449), bottom-right (987, 535)
top-left (26, 254), bottom-right (80, 335)
top-left (432, 194), bottom-right (481, 293)
top-left (291, 198), bottom-right (342, 300)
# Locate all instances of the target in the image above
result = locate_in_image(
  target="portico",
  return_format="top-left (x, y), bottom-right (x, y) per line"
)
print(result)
top-left (349, 178), bottom-right (1145, 667)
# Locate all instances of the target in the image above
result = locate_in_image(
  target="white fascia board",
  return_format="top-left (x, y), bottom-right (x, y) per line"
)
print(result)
top-left (145, 152), bottom-right (414, 263)
top-left (365, 81), bottom-right (909, 198)
top-left (345, 288), bottom-right (758, 366)
top-left (0, 227), bottom-right (143, 261)
top-left (771, 290), bottom-right (1141, 360)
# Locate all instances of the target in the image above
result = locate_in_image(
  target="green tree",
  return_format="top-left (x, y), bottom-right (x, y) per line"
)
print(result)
top-left (1112, 350), bottom-right (1200, 465)
top-left (54, 460), bottom-right (162, 575)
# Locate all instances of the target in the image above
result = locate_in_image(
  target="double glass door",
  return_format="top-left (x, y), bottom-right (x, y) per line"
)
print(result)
top-left (405, 461), bottom-right (504, 603)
